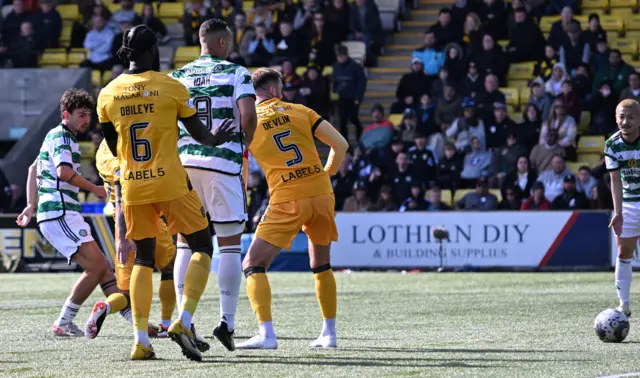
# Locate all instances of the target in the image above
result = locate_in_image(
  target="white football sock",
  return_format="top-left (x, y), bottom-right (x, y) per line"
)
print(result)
top-left (180, 309), bottom-right (193, 329)
top-left (616, 257), bottom-right (633, 306)
top-left (259, 321), bottom-right (276, 338)
top-left (135, 329), bottom-right (150, 348)
top-left (217, 245), bottom-right (242, 330)
top-left (55, 298), bottom-right (80, 326)
top-left (322, 318), bottom-right (336, 336)
top-left (120, 308), bottom-right (133, 324)
top-left (174, 242), bottom-right (192, 307)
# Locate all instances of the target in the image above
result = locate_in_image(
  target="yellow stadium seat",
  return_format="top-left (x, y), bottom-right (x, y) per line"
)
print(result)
top-left (501, 87), bottom-right (520, 107)
top-left (295, 67), bottom-right (306, 76)
top-left (613, 38), bottom-right (639, 56)
top-left (508, 62), bottom-right (535, 80)
top-left (509, 79), bottom-right (529, 91)
top-left (497, 40), bottom-right (509, 49)
top-left (102, 71), bottom-right (112, 86)
top-left (582, 0), bottom-right (609, 9)
top-left (507, 104), bottom-right (517, 115)
top-left (440, 189), bottom-right (453, 206)
top-left (520, 87), bottom-right (531, 105)
top-left (133, 2), bottom-right (144, 14)
top-left (578, 153), bottom-right (603, 166)
top-left (57, 4), bottom-right (79, 21)
top-left (574, 15), bottom-right (589, 25)
top-left (578, 111), bottom-right (591, 134)
top-left (623, 53), bottom-right (635, 62)
top-left (511, 113), bottom-right (524, 123)
top-left (611, 0), bottom-right (637, 8)
top-left (157, 2), bottom-right (184, 22)
top-left (630, 60), bottom-right (640, 71)
top-left (600, 15), bottom-right (624, 35)
top-left (453, 189), bottom-right (473, 204)
top-left (322, 66), bottom-right (333, 76)
top-left (626, 14), bottom-right (640, 31)
top-left (627, 31), bottom-right (640, 41)
top-left (610, 6), bottom-right (634, 16)
top-left (388, 113), bottom-right (403, 126)
top-left (40, 49), bottom-right (67, 67)
top-left (331, 92), bottom-right (338, 101)
top-left (566, 162), bottom-right (582, 173)
top-left (174, 46), bottom-right (200, 66)
top-left (539, 16), bottom-right (560, 33)
top-left (91, 70), bottom-right (101, 87)
top-left (78, 141), bottom-right (97, 159)
top-left (60, 23), bottom-right (72, 46)
top-left (489, 189), bottom-right (502, 203)
top-left (578, 135), bottom-right (606, 154)
top-left (67, 48), bottom-right (87, 67)
top-left (106, 2), bottom-right (119, 13)
top-left (242, 0), bottom-right (253, 12)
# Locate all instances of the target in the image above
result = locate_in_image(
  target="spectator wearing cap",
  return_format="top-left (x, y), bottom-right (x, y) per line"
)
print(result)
top-left (272, 21), bottom-right (307, 66)
top-left (443, 42), bottom-right (465, 83)
top-left (533, 45), bottom-right (560, 83)
top-left (576, 165), bottom-right (597, 198)
top-left (412, 30), bottom-right (445, 77)
top-left (521, 181), bottom-right (551, 210)
top-left (282, 81), bottom-right (304, 104)
top-left (81, 15), bottom-right (116, 72)
top-left (469, 34), bottom-right (508, 86)
top-left (530, 129), bottom-right (565, 172)
top-left (548, 7), bottom-right (576, 49)
top-left (390, 151), bottom-right (414, 204)
top-left (475, 74), bottom-right (505, 121)
top-left (409, 132), bottom-right (438, 185)
top-left (448, 97), bottom-right (486, 152)
top-left (583, 13), bottom-right (607, 50)
top-left (109, 0), bottom-right (141, 30)
top-left (300, 65), bottom-right (331, 119)
top-left (2, 0), bottom-right (33, 47)
top-left (247, 23), bottom-right (275, 67)
top-left (518, 104), bottom-right (543, 152)
top-left (184, 0), bottom-right (214, 46)
top-left (559, 21), bottom-right (590, 76)
top-left (370, 184), bottom-right (398, 211)
top-left (391, 56), bottom-right (432, 114)
top-left (507, 7), bottom-right (544, 64)
top-left (539, 98), bottom-right (577, 160)
top-left (592, 36), bottom-right (609, 74)
top-left (551, 174), bottom-right (589, 209)
top-left (427, 186), bottom-right (454, 211)
top-left (436, 141), bottom-right (463, 190)
top-left (536, 154), bottom-right (572, 201)
top-left (460, 60), bottom-right (483, 98)
top-left (230, 13), bottom-right (255, 65)
top-left (308, 11), bottom-right (336, 68)
top-left (594, 49), bottom-right (635, 93)
top-left (324, 0), bottom-right (350, 44)
top-left (343, 181), bottom-right (372, 212)
top-left (399, 182), bottom-right (429, 212)
top-left (620, 72), bottom-right (640, 103)
top-left (398, 108), bottom-right (419, 144)
top-left (332, 155), bottom-right (356, 210)
top-left (559, 80), bottom-right (581, 122)
top-left (32, 0), bottom-right (61, 49)
top-left (333, 44), bottom-right (367, 139)
top-left (430, 8), bottom-right (459, 49)
top-left (528, 80), bottom-right (553, 121)
top-left (587, 81), bottom-right (617, 135)
top-left (544, 63), bottom-right (570, 97)
top-left (502, 155), bottom-right (537, 202)
top-left (455, 177), bottom-right (498, 210)
top-left (435, 84), bottom-right (462, 132)
top-left (460, 136), bottom-right (492, 187)
top-left (348, 0), bottom-right (383, 58)
top-left (486, 102), bottom-right (515, 150)
top-left (360, 104), bottom-right (394, 152)
top-left (477, 0), bottom-right (508, 41)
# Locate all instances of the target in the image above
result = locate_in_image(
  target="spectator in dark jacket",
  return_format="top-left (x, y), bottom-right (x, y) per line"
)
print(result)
top-left (456, 177), bottom-right (498, 210)
top-left (389, 152), bottom-right (415, 204)
top-left (183, 0), bottom-right (213, 46)
top-left (590, 182), bottom-right (613, 210)
top-left (443, 42), bottom-right (466, 85)
top-left (559, 80), bottom-right (581, 122)
top-left (2, 0), bottom-right (32, 45)
top-left (503, 155), bottom-right (537, 202)
top-left (435, 84), bottom-right (463, 129)
top-left (559, 21), bottom-right (590, 76)
top-left (142, 3), bottom-right (168, 43)
top-left (475, 73), bottom-right (505, 121)
top-left (436, 141), bottom-right (463, 190)
top-left (408, 133), bottom-right (438, 186)
top-left (348, 0), bottom-right (383, 51)
top-left (551, 174), bottom-right (589, 210)
top-left (592, 37), bottom-right (609, 74)
top-left (620, 71), bottom-right (640, 103)
top-left (534, 45), bottom-right (560, 82)
top-left (518, 104), bottom-right (543, 152)
top-left (213, 0), bottom-right (238, 24)
top-left (507, 8), bottom-right (544, 63)
top-left (333, 45), bottom-right (367, 139)
top-left (587, 80), bottom-right (618, 136)
top-left (499, 185), bottom-right (522, 209)
top-left (486, 102), bottom-right (516, 150)
top-left (416, 93), bottom-right (438, 136)
top-left (548, 7), bottom-right (576, 49)
top-left (460, 60), bottom-right (484, 98)
top-left (491, 132), bottom-right (527, 185)
top-left (271, 20), bottom-right (307, 66)
top-left (369, 184), bottom-right (399, 211)
top-left (478, 0), bottom-right (508, 40)
top-left (324, 0), bottom-right (350, 44)
top-left (470, 33), bottom-right (508, 85)
top-left (308, 11), bottom-right (336, 68)
top-left (8, 21), bottom-right (40, 67)
top-left (593, 49), bottom-right (635, 93)
top-left (430, 8), bottom-right (459, 49)
top-left (573, 64), bottom-right (593, 101)
top-left (300, 65), bottom-right (331, 119)
top-left (399, 182), bottom-right (429, 212)
top-left (391, 57), bottom-right (431, 114)
top-left (583, 13), bottom-right (607, 50)
top-left (32, 0), bottom-right (61, 48)
top-left (332, 156), bottom-right (355, 210)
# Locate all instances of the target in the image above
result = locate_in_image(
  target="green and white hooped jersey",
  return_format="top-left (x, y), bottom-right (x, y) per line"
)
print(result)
top-left (170, 55), bottom-right (256, 176)
top-left (36, 124), bottom-right (82, 223)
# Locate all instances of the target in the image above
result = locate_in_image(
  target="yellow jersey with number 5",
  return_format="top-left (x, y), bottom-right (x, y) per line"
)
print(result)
top-left (96, 71), bottom-right (196, 205)
top-left (250, 98), bottom-right (333, 204)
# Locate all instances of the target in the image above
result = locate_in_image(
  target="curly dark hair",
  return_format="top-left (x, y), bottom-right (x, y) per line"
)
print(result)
top-left (252, 68), bottom-right (282, 90)
top-left (60, 88), bottom-right (94, 116)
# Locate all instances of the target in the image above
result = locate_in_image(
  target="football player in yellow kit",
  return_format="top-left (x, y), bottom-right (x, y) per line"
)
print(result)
top-left (97, 25), bottom-right (234, 361)
top-left (236, 68), bottom-right (349, 349)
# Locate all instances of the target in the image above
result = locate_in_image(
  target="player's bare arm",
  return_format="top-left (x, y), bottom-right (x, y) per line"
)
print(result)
top-left (238, 96), bottom-right (257, 147)
top-left (100, 121), bottom-right (118, 157)
top-left (314, 120), bottom-right (349, 175)
top-left (610, 170), bottom-right (624, 236)
top-left (57, 164), bottom-right (106, 199)
top-left (16, 159), bottom-right (38, 227)
top-left (181, 115), bottom-right (235, 146)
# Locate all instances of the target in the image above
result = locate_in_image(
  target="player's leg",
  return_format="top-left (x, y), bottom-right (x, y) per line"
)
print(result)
top-left (154, 223), bottom-right (177, 336)
top-left (615, 203), bottom-right (640, 317)
top-left (303, 194), bottom-right (339, 348)
top-left (237, 201), bottom-right (302, 350)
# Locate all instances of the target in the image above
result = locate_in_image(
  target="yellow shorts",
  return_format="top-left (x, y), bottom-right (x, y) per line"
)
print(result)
top-left (115, 217), bottom-right (176, 291)
top-left (255, 193), bottom-right (338, 250)
top-left (124, 190), bottom-right (208, 240)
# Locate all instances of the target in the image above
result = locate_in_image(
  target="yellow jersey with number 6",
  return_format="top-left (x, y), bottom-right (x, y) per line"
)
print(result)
top-left (96, 71), bottom-right (196, 205)
top-left (250, 98), bottom-right (333, 204)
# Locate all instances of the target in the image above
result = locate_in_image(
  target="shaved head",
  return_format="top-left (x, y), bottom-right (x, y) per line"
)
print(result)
top-left (616, 99), bottom-right (640, 140)
top-left (199, 18), bottom-right (232, 59)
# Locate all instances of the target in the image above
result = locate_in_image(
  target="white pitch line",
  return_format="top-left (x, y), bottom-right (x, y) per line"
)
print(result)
top-left (594, 372), bottom-right (640, 378)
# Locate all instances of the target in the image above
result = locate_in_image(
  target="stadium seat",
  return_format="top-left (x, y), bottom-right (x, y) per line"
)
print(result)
top-left (295, 67), bottom-right (306, 76)
top-left (600, 15), bottom-right (624, 35)
top-left (623, 53), bottom-right (635, 62)
top-left (520, 87), bottom-right (531, 105)
top-left (388, 113), bottom-right (402, 126)
top-left (497, 40), bottom-right (509, 49)
top-left (501, 87), bottom-right (520, 107)
top-left (342, 41), bottom-right (366, 64)
top-left (60, 23), bottom-right (72, 46)
top-left (539, 16), bottom-right (560, 33)
top-left (173, 46), bottom-right (200, 66)
top-left (508, 62), bottom-right (535, 80)
top-left (490, 189), bottom-right (502, 203)
top-left (626, 14), bottom-right (640, 32)
top-left (322, 66), bottom-right (333, 77)
top-left (101, 71), bottom-right (112, 86)
top-left (453, 189), bottom-right (473, 204)
top-left (610, 6), bottom-right (635, 16)
top-left (578, 153), bottom-right (603, 166)
top-left (106, 2), bottom-right (119, 13)
top-left (611, 0), bottom-right (637, 9)
top-left (627, 31), bottom-right (640, 41)
top-left (440, 189), bottom-right (453, 206)
top-left (40, 49), bottom-right (67, 67)
top-left (91, 70), bottom-right (101, 87)
top-left (242, 0), bottom-right (253, 12)
top-left (582, 0), bottom-right (609, 9)
top-left (578, 136), bottom-right (606, 154)
top-left (611, 39), bottom-right (638, 55)
top-left (67, 48), bottom-right (87, 67)
top-left (578, 111), bottom-right (591, 134)
top-left (57, 4), bottom-right (79, 22)
top-left (509, 79), bottom-right (529, 91)
top-left (507, 104), bottom-right (517, 115)
top-left (511, 113), bottom-right (524, 123)
top-left (566, 161), bottom-right (582, 173)
top-left (134, 2), bottom-right (144, 14)
top-left (158, 2), bottom-right (184, 23)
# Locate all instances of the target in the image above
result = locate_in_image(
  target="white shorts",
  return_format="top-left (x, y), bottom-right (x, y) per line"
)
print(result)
top-left (38, 213), bottom-right (94, 262)
top-left (620, 202), bottom-right (640, 238)
top-left (185, 168), bottom-right (246, 237)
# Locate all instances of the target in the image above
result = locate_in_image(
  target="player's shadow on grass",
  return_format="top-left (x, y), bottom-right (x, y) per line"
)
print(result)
top-left (229, 354), bottom-right (589, 364)
top-left (340, 346), bottom-right (573, 354)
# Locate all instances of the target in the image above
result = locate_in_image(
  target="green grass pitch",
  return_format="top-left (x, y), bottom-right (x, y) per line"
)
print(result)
top-left (1, 272), bottom-right (639, 377)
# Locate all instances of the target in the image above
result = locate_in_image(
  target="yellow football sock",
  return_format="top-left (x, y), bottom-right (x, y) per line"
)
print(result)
top-left (182, 253), bottom-right (211, 316)
top-left (106, 292), bottom-right (128, 314)
top-left (159, 279), bottom-right (176, 322)
top-left (247, 273), bottom-right (272, 323)
top-left (314, 270), bottom-right (337, 319)
top-left (130, 265), bottom-right (153, 332)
